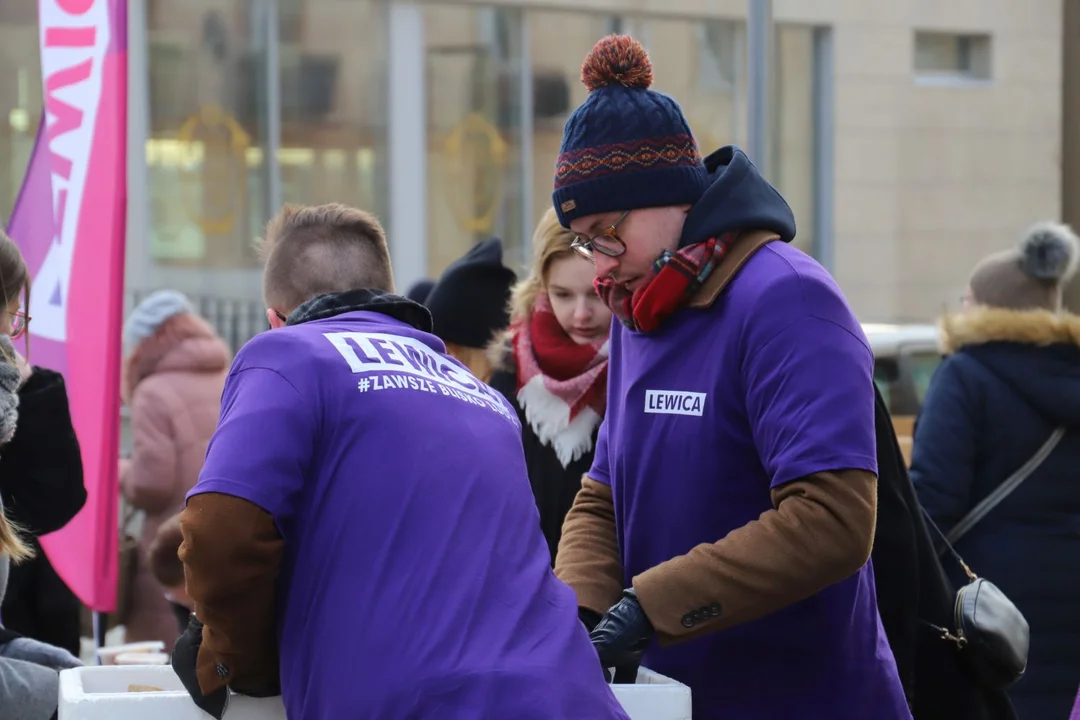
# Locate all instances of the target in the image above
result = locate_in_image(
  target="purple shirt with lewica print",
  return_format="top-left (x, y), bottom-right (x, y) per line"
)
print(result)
top-left (591, 241), bottom-right (912, 719)
top-left (188, 309), bottom-right (628, 720)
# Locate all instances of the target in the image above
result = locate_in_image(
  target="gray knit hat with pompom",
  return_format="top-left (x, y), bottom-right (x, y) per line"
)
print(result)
top-left (969, 222), bottom-right (1080, 312)
top-left (123, 290), bottom-right (194, 351)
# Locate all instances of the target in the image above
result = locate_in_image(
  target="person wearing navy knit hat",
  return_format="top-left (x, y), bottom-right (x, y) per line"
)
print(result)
top-left (551, 36), bottom-right (911, 719)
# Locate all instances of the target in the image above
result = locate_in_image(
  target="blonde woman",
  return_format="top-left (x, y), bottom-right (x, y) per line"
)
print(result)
top-left (488, 208), bottom-right (612, 567)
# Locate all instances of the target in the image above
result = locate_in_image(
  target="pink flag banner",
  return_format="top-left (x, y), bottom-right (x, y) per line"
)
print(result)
top-left (6, 0), bottom-right (128, 612)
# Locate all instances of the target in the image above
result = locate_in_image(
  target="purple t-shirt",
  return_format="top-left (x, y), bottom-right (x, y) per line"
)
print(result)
top-left (189, 311), bottom-right (628, 720)
top-left (590, 243), bottom-right (911, 719)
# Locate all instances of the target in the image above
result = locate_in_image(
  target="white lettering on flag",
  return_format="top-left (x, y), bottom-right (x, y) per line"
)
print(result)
top-left (33, 0), bottom-right (111, 341)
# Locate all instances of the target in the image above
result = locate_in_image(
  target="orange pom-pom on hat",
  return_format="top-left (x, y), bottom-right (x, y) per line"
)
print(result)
top-left (581, 34), bottom-right (654, 91)
top-left (552, 35), bottom-right (709, 229)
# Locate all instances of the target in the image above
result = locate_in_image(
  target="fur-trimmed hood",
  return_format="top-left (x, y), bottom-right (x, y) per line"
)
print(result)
top-left (122, 313), bottom-right (230, 402)
top-left (939, 307), bottom-right (1080, 355)
top-left (940, 307), bottom-right (1080, 427)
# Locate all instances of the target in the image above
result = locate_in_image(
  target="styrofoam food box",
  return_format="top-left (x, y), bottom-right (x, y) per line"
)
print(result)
top-left (96, 642), bottom-right (166, 666)
top-left (115, 652), bottom-right (170, 666)
top-left (60, 664), bottom-right (691, 720)
top-left (59, 665), bottom-right (286, 720)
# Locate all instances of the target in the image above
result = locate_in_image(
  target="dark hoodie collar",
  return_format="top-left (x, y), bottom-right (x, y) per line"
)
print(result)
top-left (287, 289), bottom-right (433, 333)
top-left (678, 146), bottom-right (797, 249)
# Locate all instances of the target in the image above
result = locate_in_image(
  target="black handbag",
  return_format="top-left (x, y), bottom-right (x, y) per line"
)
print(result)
top-left (922, 531), bottom-right (1030, 690)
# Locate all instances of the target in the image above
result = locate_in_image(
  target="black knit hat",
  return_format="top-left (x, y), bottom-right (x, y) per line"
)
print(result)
top-left (426, 238), bottom-right (517, 348)
top-left (405, 278), bottom-right (435, 305)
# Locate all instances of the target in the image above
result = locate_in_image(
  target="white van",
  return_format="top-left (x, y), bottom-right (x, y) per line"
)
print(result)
top-left (861, 323), bottom-right (942, 464)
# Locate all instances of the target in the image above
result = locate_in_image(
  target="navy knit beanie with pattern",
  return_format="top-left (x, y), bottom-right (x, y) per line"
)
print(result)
top-left (552, 34), bottom-right (710, 229)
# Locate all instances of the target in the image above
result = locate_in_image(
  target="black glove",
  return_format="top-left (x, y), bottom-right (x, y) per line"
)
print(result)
top-left (171, 615), bottom-right (230, 720)
top-left (589, 589), bottom-right (653, 683)
top-left (579, 607), bottom-right (603, 633)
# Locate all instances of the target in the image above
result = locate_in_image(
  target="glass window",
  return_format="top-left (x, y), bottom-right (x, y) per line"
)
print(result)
top-left (527, 11), bottom-right (616, 232)
top-left (914, 31), bottom-right (992, 81)
top-left (641, 18), bottom-right (746, 160)
top-left (146, 0), bottom-right (270, 268)
top-left (423, 5), bottom-right (526, 276)
top-left (873, 358), bottom-right (899, 412)
top-left (277, 0), bottom-right (386, 218)
top-left (772, 25), bottom-right (816, 257)
top-left (0, 5), bottom-right (43, 223)
top-left (908, 350), bottom-right (943, 406)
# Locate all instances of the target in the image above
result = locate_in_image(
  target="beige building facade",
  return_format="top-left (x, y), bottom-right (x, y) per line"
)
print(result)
top-left (0, 0), bottom-right (1065, 348)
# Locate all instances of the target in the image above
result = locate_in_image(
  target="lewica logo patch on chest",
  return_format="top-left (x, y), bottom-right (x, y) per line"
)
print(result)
top-left (644, 390), bottom-right (706, 417)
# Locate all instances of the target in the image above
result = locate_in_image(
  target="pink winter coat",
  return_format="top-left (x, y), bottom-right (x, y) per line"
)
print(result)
top-left (1071, 685), bottom-right (1080, 720)
top-left (118, 313), bottom-right (229, 648)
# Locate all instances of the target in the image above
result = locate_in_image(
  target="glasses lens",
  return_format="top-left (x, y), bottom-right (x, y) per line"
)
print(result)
top-left (571, 239), bottom-right (594, 261)
top-left (592, 234), bottom-right (623, 257)
top-left (10, 315), bottom-right (25, 339)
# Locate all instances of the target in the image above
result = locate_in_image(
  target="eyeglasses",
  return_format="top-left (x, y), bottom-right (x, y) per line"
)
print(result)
top-left (8, 309), bottom-right (28, 340)
top-left (570, 210), bottom-right (631, 261)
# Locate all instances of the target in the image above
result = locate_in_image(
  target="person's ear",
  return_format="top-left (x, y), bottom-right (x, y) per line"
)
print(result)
top-left (266, 308), bottom-right (286, 330)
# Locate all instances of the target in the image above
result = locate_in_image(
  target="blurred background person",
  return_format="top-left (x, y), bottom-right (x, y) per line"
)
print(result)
top-left (148, 513), bottom-right (190, 636)
top-left (488, 208), bottom-right (611, 564)
top-left (118, 290), bottom-right (229, 648)
top-left (911, 222), bottom-right (1080, 719)
top-left (426, 237), bottom-right (517, 382)
top-left (405, 278), bottom-right (435, 305)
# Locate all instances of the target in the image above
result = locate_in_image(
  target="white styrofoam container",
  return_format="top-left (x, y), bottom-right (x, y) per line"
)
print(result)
top-left (615, 668), bottom-right (693, 720)
top-left (58, 665), bottom-right (286, 720)
top-left (59, 664), bottom-right (691, 720)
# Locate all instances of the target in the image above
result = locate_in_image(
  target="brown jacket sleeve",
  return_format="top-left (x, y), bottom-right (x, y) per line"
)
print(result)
top-left (633, 469), bottom-right (877, 645)
top-left (553, 476), bottom-right (624, 616)
top-left (179, 492), bottom-right (284, 694)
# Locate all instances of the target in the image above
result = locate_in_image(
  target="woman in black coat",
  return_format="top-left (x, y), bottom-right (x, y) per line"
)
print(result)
top-left (911, 222), bottom-right (1080, 720)
top-left (488, 208), bottom-right (612, 564)
top-left (0, 231), bottom-right (86, 657)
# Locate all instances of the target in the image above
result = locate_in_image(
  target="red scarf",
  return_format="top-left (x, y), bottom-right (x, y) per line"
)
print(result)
top-left (595, 233), bottom-right (737, 333)
top-left (512, 294), bottom-right (608, 467)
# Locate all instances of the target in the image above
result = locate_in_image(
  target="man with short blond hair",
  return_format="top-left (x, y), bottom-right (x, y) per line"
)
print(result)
top-left (172, 203), bottom-right (628, 720)
top-left (258, 202), bottom-right (394, 323)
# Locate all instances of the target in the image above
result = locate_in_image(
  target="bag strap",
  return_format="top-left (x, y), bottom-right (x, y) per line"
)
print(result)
top-left (945, 426), bottom-right (1066, 544)
top-left (922, 506), bottom-right (977, 582)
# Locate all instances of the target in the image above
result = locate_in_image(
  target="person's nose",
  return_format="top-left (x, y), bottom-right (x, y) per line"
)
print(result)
top-left (593, 253), bottom-right (619, 280)
top-left (573, 298), bottom-right (592, 323)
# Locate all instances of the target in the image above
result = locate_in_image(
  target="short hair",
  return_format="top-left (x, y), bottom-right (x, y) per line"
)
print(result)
top-left (258, 203), bottom-right (394, 312)
top-left (149, 514), bottom-right (185, 588)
